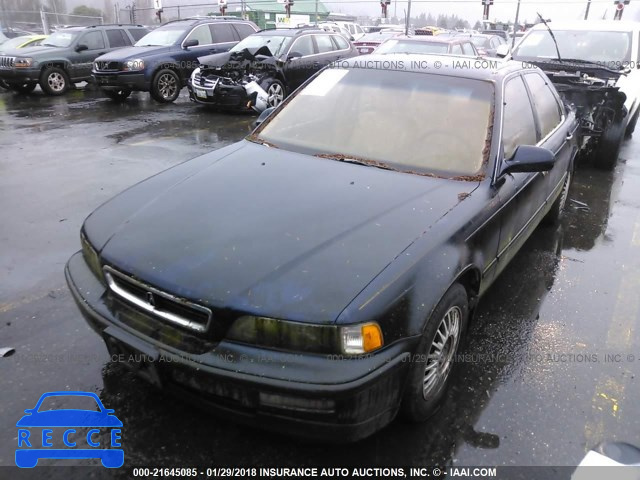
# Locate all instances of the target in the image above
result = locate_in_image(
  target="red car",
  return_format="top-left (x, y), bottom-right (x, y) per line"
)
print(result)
top-left (353, 30), bottom-right (403, 55)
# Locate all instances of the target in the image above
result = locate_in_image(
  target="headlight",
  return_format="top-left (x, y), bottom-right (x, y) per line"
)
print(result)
top-left (226, 316), bottom-right (383, 355)
top-left (191, 67), bottom-right (200, 80)
top-left (14, 57), bottom-right (33, 68)
top-left (122, 59), bottom-right (144, 72)
top-left (80, 229), bottom-right (103, 282)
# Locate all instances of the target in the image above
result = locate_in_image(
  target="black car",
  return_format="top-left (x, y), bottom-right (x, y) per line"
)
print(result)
top-left (0, 24), bottom-right (149, 95)
top-left (374, 35), bottom-right (478, 56)
top-left (187, 28), bottom-right (357, 110)
top-left (66, 54), bottom-right (577, 441)
top-left (92, 17), bottom-right (258, 102)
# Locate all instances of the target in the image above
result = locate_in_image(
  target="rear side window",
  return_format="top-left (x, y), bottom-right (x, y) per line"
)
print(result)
top-left (502, 76), bottom-right (537, 159)
top-left (128, 28), bottom-right (148, 42)
top-left (460, 42), bottom-right (473, 55)
top-left (523, 73), bottom-right (562, 139)
top-left (106, 29), bottom-right (131, 48)
top-left (290, 35), bottom-right (315, 56)
top-left (451, 44), bottom-right (463, 55)
top-left (332, 35), bottom-right (349, 50)
top-left (233, 23), bottom-right (256, 40)
top-left (315, 34), bottom-right (334, 53)
top-left (211, 23), bottom-right (238, 43)
top-left (186, 24), bottom-right (213, 46)
top-left (80, 31), bottom-right (105, 50)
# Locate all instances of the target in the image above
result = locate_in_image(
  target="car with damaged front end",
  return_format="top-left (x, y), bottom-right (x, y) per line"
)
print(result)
top-left (187, 27), bottom-right (357, 111)
top-left (66, 54), bottom-right (578, 442)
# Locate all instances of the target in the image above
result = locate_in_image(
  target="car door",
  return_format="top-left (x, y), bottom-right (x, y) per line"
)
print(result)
top-left (493, 74), bottom-right (546, 276)
top-left (71, 30), bottom-right (107, 80)
top-left (522, 71), bottom-right (575, 206)
top-left (284, 34), bottom-right (317, 90)
top-left (175, 24), bottom-right (226, 80)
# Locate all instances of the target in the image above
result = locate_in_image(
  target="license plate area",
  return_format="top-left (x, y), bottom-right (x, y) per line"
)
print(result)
top-left (103, 327), bottom-right (161, 387)
top-left (195, 88), bottom-right (207, 99)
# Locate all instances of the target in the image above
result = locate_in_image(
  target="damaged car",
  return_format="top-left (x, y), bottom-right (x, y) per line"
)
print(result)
top-left (509, 20), bottom-right (640, 170)
top-left (187, 27), bottom-right (357, 111)
top-left (66, 54), bottom-right (577, 442)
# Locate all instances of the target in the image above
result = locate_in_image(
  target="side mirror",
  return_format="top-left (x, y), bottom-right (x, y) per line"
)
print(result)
top-left (349, 35), bottom-right (355, 41)
top-left (500, 145), bottom-right (555, 176)
top-left (287, 52), bottom-right (302, 61)
top-left (495, 44), bottom-right (510, 58)
top-left (254, 107), bottom-right (275, 128)
top-left (75, 44), bottom-right (88, 52)
top-left (183, 39), bottom-right (199, 49)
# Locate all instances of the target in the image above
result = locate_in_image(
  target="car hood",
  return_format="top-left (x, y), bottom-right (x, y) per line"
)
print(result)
top-left (92, 141), bottom-right (477, 324)
top-left (198, 47), bottom-right (281, 69)
top-left (0, 44), bottom-right (65, 57)
top-left (16, 411), bottom-right (122, 427)
top-left (96, 45), bottom-right (176, 61)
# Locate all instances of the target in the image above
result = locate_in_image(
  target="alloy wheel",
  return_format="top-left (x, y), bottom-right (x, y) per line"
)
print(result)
top-left (158, 73), bottom-right (177, 100)
top-left (48, 72), bottom-right (66, 92)
top-left (267, 83), bottom-right (284, 107)
top-left (423, 306), bottom-right (461, 399)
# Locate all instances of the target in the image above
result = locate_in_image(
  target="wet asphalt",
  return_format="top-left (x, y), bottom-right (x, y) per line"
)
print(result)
top-left (0, 84), bottom-right (639, 478)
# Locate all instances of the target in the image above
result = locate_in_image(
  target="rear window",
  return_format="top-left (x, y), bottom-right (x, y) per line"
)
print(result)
top-left (128, 28), bottom-right (148, 42)
top-left (375, 40), bottom-right (449, 55)
top-left (106, 29), bottom-right (131, 48)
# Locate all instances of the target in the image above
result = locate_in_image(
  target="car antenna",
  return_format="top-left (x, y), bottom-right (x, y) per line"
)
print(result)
top-left (536, 12), bottom-right (562, 61)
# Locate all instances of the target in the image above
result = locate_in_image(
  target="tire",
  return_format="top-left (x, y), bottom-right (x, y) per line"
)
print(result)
top-left (150, 68), bottom-right (180, 103)
top-left (625, 108), bottom-right (639, 138)
top-left (40, 66), bottom-right (70, 96)
top-left (0, 79), bottom-right (10, 90)
top-left (9, 82), bottom-right (37, 94)
top-left (401, 283), bottom-right (469, 422)
top-left (263, 79), bottom-right (286, 108)
top-left (103, 88), bottom-right (132, 102)
top-left (594, 118), bottom-right (625, 170)
top-left (542, 167), bottom-right (572, 225)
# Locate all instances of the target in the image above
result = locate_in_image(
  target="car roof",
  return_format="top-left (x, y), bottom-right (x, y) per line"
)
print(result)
top-left (389, 35), bottom-right (472, 44)
top-left (256, 27), bottom-right (326, 36)
top-left (340, 53), bottom-right (523, 80)
top-left (529, 20), bottom-right (639, 32)
top-left (163, 17), bottom-right (253, 27)
top-left (59, 24), bottom-right (145, 32)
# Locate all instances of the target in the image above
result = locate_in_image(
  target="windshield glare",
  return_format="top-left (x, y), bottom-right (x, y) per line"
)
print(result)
top-left (43, 31), bottom-right (78, 47)
top-left (230, 35), bottom-right (291, 57)
top-left (514, 29), bottom-right (632, 63)
top-left (376, 40), bottom-right (449, 54)
top-left (135, 26), bottom-right (186, 46)
top-left (258, 68), bottom-right (493, 177)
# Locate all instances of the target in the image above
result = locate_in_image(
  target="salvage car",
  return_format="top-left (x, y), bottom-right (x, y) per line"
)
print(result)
top-left (375, 35), bottom-right (478, 56)
top-left (509, 20), bottom-right (640, 170)
top-left (66, 54), bottom-right (577, 441)
top-left (0, 25), bottom-right (148, 95)
top-left (93, 17), bottom-right (258, 102)
top-left (353, 30), bottom-right (404, 55)
top-left (455, 32), bottom-right (506, 56)
top-left (187, 27), bottom-right (357, 110)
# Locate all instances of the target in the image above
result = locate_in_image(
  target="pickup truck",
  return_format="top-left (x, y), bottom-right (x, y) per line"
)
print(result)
top-left (509, 20), bottom-right (640, 170)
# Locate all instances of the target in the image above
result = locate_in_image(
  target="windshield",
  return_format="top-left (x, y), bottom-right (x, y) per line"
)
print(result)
top-left (257, 68), bottom-right (493, 177)
top-left (358, 32), bottom-right (399, 43)
top-left (230, 35), bottom-right (291, 57)
top-left (42, 30), bottom-right (79, 47)
top-left (513, 29), bottom-right (632, 64)
top-left (376, 39), bottom-right (449, 54)
top-left (135, 25), bottom-right (186, 46)
top-left (1, 36), bottom-right (32, 49)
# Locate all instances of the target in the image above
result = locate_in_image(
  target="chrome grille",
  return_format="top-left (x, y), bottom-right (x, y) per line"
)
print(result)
top-left (103, 266), bottom-right (212, 333)
top-left (194, 71), bottom-right (220, 88)
top-left (94, 60), bottom-right (121, 72)
top-left (0, 56), bottom-right (15, 69)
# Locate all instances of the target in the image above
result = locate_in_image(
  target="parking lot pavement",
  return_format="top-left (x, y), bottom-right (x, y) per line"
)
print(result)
top-left (1, 86), bottom-right (639, 475)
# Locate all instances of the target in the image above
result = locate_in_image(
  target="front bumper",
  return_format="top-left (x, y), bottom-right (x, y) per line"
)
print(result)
top-left (65, 251), bottom-right (416, 441)
top-left (92, 72), bottom-right (149, 92)
top-left (187, 78), bottom-right (250, 109)
top-left (0, 67), bottom-right (40, 84)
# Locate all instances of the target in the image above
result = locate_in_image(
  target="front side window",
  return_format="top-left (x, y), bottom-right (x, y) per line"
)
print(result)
top-left (290, 36), bottom-right (315, 56)
top-left (502, 76), bottom-right (537, 159)
top-left (80, 31), bottom-right (105, 50)
top-left (256, 69), bottom-right (494, 177)
top-left (523, 73), bottom-right (562, 139)
top-left (186, 25), bottom-right (213, 46)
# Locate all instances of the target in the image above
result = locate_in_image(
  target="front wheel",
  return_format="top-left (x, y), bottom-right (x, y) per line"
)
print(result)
top-left (542, 168), bottom-right (572, 225)
top-left (401, 283), bottom-right (469, 422)
top-left (150, 69), bottom-right (180, 103)
top-left (39, 66), bottom-right (70, 96)
top-left (263, 79), bottom-right (286, 108)
top-left (104, 88), bottom-right (132, 102)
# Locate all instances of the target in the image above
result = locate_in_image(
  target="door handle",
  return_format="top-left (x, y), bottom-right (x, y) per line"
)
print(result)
top-left (566, 133), bottom-right (573, 140)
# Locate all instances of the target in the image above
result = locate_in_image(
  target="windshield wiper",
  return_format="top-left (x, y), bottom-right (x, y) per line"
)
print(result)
top-left (557, 58), bottom-right (627, 73)
top-left (246, 134), bottom-right (278, 148)
top-left (315, 153), bottom-right (398, 171)
top-left (535, 57), bottom-right (625, 75)
top-left (537, 12), bottom-right (562, 61)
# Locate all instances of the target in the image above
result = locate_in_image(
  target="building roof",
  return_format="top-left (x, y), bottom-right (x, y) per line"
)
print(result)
top-left (245, 0), bottom-right (329, 15)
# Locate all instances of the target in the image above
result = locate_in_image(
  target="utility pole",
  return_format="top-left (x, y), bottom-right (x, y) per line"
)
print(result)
top-left (511, 0), bottom-right (521, 49)
top-left (584, 0), bottom-right (591, 19)
top-left (315, 0), bottom-right (318, 25)
top-left (405, 0), bottom-right (411, 34)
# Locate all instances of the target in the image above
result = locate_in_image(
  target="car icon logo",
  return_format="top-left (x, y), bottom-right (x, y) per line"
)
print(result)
top-left (15, 391), bottom-right (123, 468)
